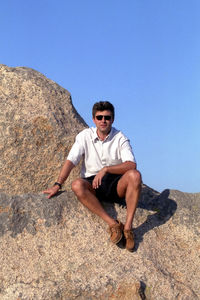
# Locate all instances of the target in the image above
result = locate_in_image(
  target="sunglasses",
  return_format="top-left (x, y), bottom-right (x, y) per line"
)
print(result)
top-left (95, 115), bottom-right (112, 121)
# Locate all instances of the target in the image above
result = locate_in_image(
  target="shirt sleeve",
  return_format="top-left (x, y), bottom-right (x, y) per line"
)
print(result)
top-left (66, 132), bottom-right (85, 166)
top-left (120, 138), bottom-right (136, 163)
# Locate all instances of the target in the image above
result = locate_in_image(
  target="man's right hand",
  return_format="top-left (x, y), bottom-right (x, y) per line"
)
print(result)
top-left (43, 185), bottom-right (60, 199)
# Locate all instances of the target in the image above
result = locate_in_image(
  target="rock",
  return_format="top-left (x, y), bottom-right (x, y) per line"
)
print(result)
top-left (0, 65), bottom-right (199, 298)
top-left (0, 64), bottom-right (87, 195)
top-left (0, 185), bottom-right (199, 299)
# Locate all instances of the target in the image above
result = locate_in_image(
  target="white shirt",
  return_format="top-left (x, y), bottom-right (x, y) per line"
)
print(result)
top-left (67, 127), bottom-right (136, 178)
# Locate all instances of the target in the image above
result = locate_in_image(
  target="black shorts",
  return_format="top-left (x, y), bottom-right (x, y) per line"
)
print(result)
top-left (83, 173), bottom-right (125, 204)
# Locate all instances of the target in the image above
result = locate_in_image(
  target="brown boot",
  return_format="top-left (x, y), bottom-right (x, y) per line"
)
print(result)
top-left (124, 229), bottom-right (135, 251)
top-left (109, 220), bottom-right (124, 244)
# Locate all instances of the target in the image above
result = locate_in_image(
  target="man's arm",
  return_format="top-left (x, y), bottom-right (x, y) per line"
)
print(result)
top-left (43, 160), bottom-right (75, 198)
top-left (92, 161), bottom-right (136, 189)
top-left (105, 161), bottom-right (136, 174)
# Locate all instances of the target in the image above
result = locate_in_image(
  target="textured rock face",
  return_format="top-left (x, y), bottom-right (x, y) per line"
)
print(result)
top-left (0, 186), bottom-right (199, 299)
top-left (0, 64), bottom-right (87, 195)
top-left (0, 65), bottom-right (199, 299)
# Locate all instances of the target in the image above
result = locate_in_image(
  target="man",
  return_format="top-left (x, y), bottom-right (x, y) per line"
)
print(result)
top-left (43, 101), bottom-right (141, 251)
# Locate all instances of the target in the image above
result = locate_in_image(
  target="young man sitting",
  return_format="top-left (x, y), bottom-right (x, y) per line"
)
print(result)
top-left (43, 101), bottom-right (141, 251)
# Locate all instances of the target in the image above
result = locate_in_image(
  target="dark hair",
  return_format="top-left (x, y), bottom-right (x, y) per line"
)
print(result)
top-left (92, 101), bottom-right (115, 119)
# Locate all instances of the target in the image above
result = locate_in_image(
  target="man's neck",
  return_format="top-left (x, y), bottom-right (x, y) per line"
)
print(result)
top-left (96, 128), bottom-right (111, 141)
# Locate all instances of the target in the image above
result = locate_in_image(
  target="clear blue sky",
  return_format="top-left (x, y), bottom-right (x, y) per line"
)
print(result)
top-left (1, 0), bottom-right (200, 193)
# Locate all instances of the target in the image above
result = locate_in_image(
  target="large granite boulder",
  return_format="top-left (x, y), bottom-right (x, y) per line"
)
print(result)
top-left (0, 186), bottom-right (199, 299)
top-left (0, 64), bottom-right (87, 195)
top-left (0, 65), bottom-right (199, 299)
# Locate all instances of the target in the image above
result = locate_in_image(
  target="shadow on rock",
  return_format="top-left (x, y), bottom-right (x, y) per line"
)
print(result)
top-left (134, 185), bottom-right (177, 250)
top-left (102, 185), bottom-right (177, 251)
top-left (0, 191), bottom-right (73, 238)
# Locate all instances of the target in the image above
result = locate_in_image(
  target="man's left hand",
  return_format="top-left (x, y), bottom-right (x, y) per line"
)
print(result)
top-left (92, 167), bottom-right (107, 189)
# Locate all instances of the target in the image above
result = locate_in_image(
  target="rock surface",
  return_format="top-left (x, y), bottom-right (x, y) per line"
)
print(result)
top-left (0, 186), bottom-right (199, 299)
top-left (0, 65), bottom-right (199, 299)
top-left (0, 64), bottom-right (87, 195)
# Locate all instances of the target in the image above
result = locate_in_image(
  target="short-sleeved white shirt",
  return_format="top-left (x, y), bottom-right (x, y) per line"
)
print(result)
top-left (67, 126), bottom-right (136, 178)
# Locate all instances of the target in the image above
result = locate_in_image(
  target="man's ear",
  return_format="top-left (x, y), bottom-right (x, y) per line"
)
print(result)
top-left (92, 117), bottom-right (96, 125)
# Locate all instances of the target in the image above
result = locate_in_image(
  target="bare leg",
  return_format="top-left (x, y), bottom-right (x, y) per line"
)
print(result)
top-left (117, 169), bottom-right (141, 230)
top-left (71, 178), bottom-right (117, 227)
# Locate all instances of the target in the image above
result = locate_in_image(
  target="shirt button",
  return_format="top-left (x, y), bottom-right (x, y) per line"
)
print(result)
top-left (102, 159), bottom-right (106, 165)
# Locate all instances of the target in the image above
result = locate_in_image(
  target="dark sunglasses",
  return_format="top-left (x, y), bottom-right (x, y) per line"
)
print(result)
top-left (95, 115), bottom-right (112, 121)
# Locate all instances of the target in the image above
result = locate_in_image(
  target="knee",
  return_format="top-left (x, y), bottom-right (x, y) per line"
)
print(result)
top-left (71, 179), bottom-right (85, 194)
top-left (126, 169), bottom-right (142, 187)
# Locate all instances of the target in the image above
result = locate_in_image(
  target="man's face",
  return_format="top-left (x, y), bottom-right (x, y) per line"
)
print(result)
top-left (93, 110), bottom-right (114, 135)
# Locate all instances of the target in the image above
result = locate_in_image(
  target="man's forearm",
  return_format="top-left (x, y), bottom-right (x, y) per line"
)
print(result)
top-left (105, 161), bottom-right (136, 175)
top-left (57, 160), bottom-right (75, 185)
top-left (43, 160), bottom-right (75, 198)
top-left (92, 161), bottom-right (136, 189)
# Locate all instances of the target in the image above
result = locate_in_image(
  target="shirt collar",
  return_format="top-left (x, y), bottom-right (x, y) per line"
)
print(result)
top-left (92, 127), bottom-right (114, 142)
